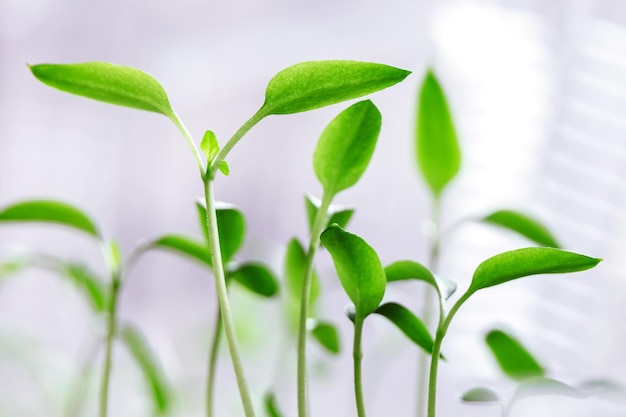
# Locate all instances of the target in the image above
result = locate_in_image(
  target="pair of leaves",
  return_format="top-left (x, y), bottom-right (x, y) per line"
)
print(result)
top-left (0, 200), bottom-right (101, 239)
top-left (200, 130), bottom-right (230, 176)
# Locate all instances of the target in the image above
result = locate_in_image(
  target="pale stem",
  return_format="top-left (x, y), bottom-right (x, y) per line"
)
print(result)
top-left (353, 314), bottom-right (367, 417)
top-left (206, 306), bottom-right (223, 417)
top-left (99, 273), bottom-right (121, 417)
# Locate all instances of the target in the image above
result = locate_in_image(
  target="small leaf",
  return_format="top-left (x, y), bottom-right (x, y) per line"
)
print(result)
top-left (416, 70), bottom-right (461, 197)
top-left (486, 329), bottom-right (544, 380)
top-left (514, 377), bottom-right (587, 400)
top-left (0, 200), bottom-right (100, 238)
top-left (218, 161), bottom-right (230, 176)
top-left (120, 324), bottom-right (171, 414)
top-left (148, 234), bottom-right (211, 267)
top-left (320, 224), bottom-right (386, 317)
top-left (374, 302), bottom-right (434, 355)
top-left (262, 60), bottom-right (410, 115)
top-left (62, 262), bottom-right (108, 312)
top-left (30, 62), bottom-right (174, 117)
top-left (305, 195), bottom-right (354, 233)
top-left (201, 130), bottom-right (220, 161)
top-left (310, 321), bottom-right (341, 354)
top-left (385, 260), bottom-right (457, 301)
top-left (196, 202), bottom-right (245, 264)
top-left (481, 210), bottom-right (560, 248)
top-left (469, 247), bottom-right (601, 294)
top-left (285, 238), bottom-right (321, 305)
top-left (264, 391), bottom-right (286, 417)
top-left (313, 100), bottom-right (381, 197)
top-left (229, 262), bottom-right (279, 297)
top-left (460, 387), bottom-right (502, 403)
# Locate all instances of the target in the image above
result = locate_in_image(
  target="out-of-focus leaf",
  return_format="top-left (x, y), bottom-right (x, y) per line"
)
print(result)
top-left (285, 238), bottom-right (321, 305)
top-left (61, 262), bottom-right (108, 312)
top-left (460, 387), bottom-right (502, 403)
top-left (305, 195), bottom-right (355, 233)
top-left (486, 329), bottom-right (544, 381)
top-left (416, 70), bottom-right (461, 197)
top-left (30, 62), bottom-right (174, 117)
top-left (310, 320), bottom-right (341, 354)
top-left (469, 248), bottom-right (601, 295)
top-left (513, 377), bottom-right (587, 401)
top-left (0, 200), bottom-right (100, 238)
top-left (264, 391), bottom-right (286, 417)
top-left (320, 225), bottom-right (386, 317)
top-left (196, 202), bottom-right (245, 264)
top-left (262, 60), bottom-right (410, 115)
top-left (481, 209), bottom-right (560, 248)
top-left (119, 324), bottom-right (171, 414)
top-left (313, 100), bottom-right (381, 198)
top-left (148, 234), bottom-right (210, 266)
top-left (374, 302), bottom-right (434, 355)
top-left (229, 262), bottom-right (279, 297)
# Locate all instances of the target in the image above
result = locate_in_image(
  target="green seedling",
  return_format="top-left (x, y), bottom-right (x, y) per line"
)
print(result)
top-left (137, 201), bottom-right (279, 417)
top-left (461, 329), bottom-right (623, 416)
top-left (0, 200), bottom-right (170, 417)
top-left (30, 59), bottom-right (411, 417)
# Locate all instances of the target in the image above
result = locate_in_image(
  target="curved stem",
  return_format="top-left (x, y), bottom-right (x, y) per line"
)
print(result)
top-left (426, 291), bottom-right (470, 417)
top-left (204, 179), bottom-right (256, 417)
top-left (99, 273), bottom-right (121, 417)
top-left (417, 197), bottom-right (442, 417)
top-left (353, 315), bottom-right (367, 417)
top-left (297, 192), bottom-right (332, 417)
top-left (66, 337), bottom-right (101, 417)
top-left (206, 306), bottom-right (223, 417)
top-left (209, 109), bottom-right (268, 180)
top-left (170, 112), bottom-right (206, 176)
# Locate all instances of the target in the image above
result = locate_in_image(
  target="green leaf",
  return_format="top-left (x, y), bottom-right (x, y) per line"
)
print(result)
top-left (305, 195), bottom-right (354, 233)
top-left (30, 62), bottom-right (174, 117)
top-left (218, 161), bottom-right (230, 176)
top-left (201, 130), bottom-right (220, 160)
top-left (148, 234), bottom-right (211, 267)
top-left (416, 70), bottom-right (461, 197)
top-left (61, 262), bottom-right (108, 312)
top-left (460, 387), bottom-right (501, 403)
top-left (0, 200), bottom-right (100, 238)
top-left (285, 238), bottom-right (321, 305)
top-left (469, 247), bottom-right (601, 294)
top-left (513, 377), bottom-right (587, 400)
top-left (310, 320), bottom-right (341, 354)
top-left (384, 260), bottom-right (457, 300)
top-left (196, 202), bottom-right (245, 264)
top-left (119, 324), bottom-right (171, 414)
top-left (374, 302), bottom-right (434, 355)
top-left (262, 60), bottom-right (410, 115)
top-left (320, 224), bottom-right (386, 317)
top-left (229, 262), bottom-right (279, 297)
top-left (486, 329), bottom-right (544, 380)
top-left (264, 392), bottom-right (286, 417)
top-left (481, 210), bottom-right (560, 248)
top-left (313, 100), bottom-right (381, 197)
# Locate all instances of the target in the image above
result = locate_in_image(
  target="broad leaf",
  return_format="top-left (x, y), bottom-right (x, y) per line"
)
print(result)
top-left (320, 225), bottom-right (386, 317)
top-left (264, 392), bottom-right (286, 417)
top-left (196, 202), bottom-right (245, 264)
top-left (385, 260), bottom-right (457, 300)
top-left (460, 387), bottom-right (501, 403)
top-left (262, 60), bottom-right (410, 115)
top-left (416, 70), bottom-right (461, 197)
top-left (30, 62), bottom-right (174, 117)
top-left (305, 195), bottom-right (354, 233)
top-left (148, 234), bottom-right (210, 267)
top-left (119, 324), bottom-right (171, 414)
top-left (0, 200), bottom-right (100, 238)
top-left (229, 262), bottom-right (279, 297)
top-left (481, 210), bottom-right (560, 248)
top-left (374, 302), bottom-right (434, 355)
top-left (310, 321), bottom-right (341, 354)
top-left (285, 238), bottom-right (321, 305)
top-left (469, 247), bottom-right (601, 294)
top-left (313, 100), bottom-right (381, 197)
top-left (485, 329), bottom-right (544, 381)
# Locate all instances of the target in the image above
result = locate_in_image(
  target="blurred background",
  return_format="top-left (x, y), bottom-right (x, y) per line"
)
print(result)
top-left (1, 0), bottom-right (626, 416)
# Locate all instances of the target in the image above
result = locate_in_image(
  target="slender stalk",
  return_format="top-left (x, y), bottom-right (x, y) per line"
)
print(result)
top-left (416, 197), bottom-right (442, 417)
top-left (426, 292), bottom-right (470, 417)
top-left (99, 273), bottom-right (121, 417)
top-left (206, 306), bottom-right (223, 417)
top-left (353, 315), bottom-right (367, 417)
top-left (209, 109), bottom-right (268, 180)
top-left (66, 338), bottom-right (101, 417)
top-left (297, 192), bottom-right (332, 417)
top-left (170, 111), bottom-right (206, 176)
top-left (204, 179), bottom-right (256, 417)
